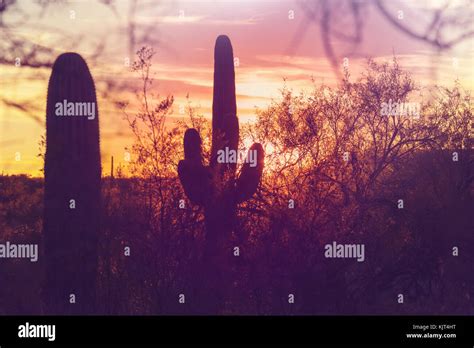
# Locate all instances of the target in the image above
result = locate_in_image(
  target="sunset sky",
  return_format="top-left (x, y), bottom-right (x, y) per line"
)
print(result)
top-left (1, 0), bottom-right (473, 176)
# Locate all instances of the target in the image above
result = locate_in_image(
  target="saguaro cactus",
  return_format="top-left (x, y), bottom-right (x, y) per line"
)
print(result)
top-left (43, 52), bottom-right (101, 314)
top-left (178, 35), bottom-right (264, 312)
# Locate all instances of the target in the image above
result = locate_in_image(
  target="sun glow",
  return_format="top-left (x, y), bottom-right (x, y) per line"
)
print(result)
top-left (1, 0), bottom-right (473, 177)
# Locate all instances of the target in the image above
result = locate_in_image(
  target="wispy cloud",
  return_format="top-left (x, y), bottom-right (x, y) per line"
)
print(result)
top-left (136, 15), bottom-right (261, 26)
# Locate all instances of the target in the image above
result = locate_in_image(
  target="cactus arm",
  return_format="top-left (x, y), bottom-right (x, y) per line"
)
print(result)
top-left (178, 128), bottom-right (211, 205)
top-left (184, 128), bottom-right (203, 162)
top-left (235, 143), bottom-right (264, 203)
top-left (178, 160), bottom-right (211, 206)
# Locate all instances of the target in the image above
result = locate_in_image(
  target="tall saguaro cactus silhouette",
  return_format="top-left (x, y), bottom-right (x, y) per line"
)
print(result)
top-left (43, 53), bottom-right (101, 314)
top-left (178, 35), bottom-right (264, 312)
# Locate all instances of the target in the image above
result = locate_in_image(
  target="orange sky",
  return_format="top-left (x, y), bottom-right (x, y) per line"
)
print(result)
top-left (1, 0), bottom-right (473, 176)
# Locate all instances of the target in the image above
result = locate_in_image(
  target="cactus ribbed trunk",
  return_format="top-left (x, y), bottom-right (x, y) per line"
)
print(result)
top-left (203, 35), bottom-right (239, 312)
top-left (43, 53), bottom-right (101, 315)
top-left (210, 35), bottom-right (238, 176)
top-left (202, 191), bottom-right (237, 313)
top-left (178, 35), bottom-right (264, 313)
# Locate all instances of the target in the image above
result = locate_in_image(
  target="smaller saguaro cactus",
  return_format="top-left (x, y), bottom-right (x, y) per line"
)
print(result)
top-left (178, 35), bottom-right (264, 206)
top-left (43, 52), bottom-right (101, 315)
top-left (178, 34), bottom-right (264, 231)
top-left (178, 35), bottom-right (264, 312)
